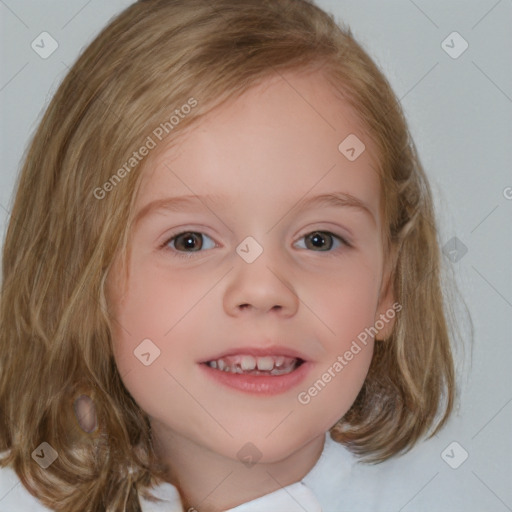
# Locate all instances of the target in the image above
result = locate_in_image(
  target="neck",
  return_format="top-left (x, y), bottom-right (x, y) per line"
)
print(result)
top-left (151, 423), bottom-right (325, 512)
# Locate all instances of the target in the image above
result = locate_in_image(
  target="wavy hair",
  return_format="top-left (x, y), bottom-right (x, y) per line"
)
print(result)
top-left (0, 0), bottom-right (466, 510)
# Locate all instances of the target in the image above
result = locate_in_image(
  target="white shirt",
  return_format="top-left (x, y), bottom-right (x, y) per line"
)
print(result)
top-left (0, 432), bottom-right (443, 511)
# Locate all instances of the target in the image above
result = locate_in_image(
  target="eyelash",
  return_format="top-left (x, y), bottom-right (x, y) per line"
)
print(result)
top-left (159, 230), bottom-right (352, 259)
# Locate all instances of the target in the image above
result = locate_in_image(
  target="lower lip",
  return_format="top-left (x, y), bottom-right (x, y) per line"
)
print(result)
top-left (199, 361), bottom-right (312, 395)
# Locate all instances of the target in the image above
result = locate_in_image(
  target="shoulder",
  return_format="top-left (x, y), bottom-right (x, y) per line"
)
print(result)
top-left (0, 457), bottom-right (54, 512)
top-left (310, 434), bottom-right (446, 512)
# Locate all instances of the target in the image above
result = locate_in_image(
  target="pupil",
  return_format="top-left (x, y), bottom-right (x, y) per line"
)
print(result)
top-left (181, 232), bottom-right (200, 251)
top-left (309, 231), bottom-right (331, 250)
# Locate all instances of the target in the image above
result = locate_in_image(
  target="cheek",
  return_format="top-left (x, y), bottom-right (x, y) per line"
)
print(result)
top-left (294, 258), bottom-right (379, 421)
top-left (110, 263), bottom-right (206, 346)
top-left (297, 340), bottom-right (374, 437)
top-left (107, 263), bottom-right (211, 406)
top-left (305, 256), bottom-right (381, 344)
top-left (107, 268), bottom-right (169, 379)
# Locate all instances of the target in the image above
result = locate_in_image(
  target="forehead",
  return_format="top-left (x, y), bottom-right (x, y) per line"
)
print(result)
top-left (133, 68), bottom-right (382, 222)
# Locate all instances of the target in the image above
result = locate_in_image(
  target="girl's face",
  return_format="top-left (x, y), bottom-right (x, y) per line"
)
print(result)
top-left (106, 69), bottom-right (395, 465)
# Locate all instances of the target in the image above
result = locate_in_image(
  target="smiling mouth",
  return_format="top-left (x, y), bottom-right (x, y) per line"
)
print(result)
top-left (202, 354), bottom-right (305, 376)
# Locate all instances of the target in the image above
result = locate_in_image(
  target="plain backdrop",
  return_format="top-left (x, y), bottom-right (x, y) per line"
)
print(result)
top-left (1, 1), bottom-right (511, 511)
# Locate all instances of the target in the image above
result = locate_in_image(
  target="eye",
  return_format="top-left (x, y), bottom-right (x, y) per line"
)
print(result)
top-left (294, 230), bottom-right (350, 253)
top-left (160, 229), bottom-right (351, 259)
top-left (161, 231), bottom-right (216, 258)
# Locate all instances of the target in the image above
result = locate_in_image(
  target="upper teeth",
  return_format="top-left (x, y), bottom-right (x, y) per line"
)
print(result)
top-left (242, 355), bottom-right (281, 370)
top-left (207, 354), bottom-right (296, 373)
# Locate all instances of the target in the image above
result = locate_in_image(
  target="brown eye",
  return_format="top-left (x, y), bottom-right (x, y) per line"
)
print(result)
top-left (295, 230), bottom-right (350, 254)
top-left (173, 232), bottom-right (204, 252)
top-left (304, 231), bottom-right (334, 251)
top-left (162, 231), bottom-right (216, 259)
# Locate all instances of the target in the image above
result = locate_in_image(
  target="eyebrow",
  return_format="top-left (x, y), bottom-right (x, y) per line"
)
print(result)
top-left (133, 191), bottom-right (376, 227)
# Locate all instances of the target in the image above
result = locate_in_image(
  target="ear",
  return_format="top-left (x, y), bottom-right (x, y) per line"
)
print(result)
top-left (374, 244), bottom-right (399, 341)
top-left (74, 394), bottom-right (98, 433)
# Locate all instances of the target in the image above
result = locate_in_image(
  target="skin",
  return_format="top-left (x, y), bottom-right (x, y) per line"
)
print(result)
top-left (106, 67), bottom-right (396, 512)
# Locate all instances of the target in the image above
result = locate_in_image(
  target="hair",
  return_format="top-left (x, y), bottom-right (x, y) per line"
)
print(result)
top-left (0, 0), bottom-right (466, 510)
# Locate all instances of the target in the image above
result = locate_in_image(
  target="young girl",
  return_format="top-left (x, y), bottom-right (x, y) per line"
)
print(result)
top-left (0, 0), bottom-right (460, 510)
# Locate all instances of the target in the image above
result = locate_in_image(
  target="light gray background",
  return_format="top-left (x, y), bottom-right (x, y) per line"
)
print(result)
top-left (1, 1), bottom-right (511, 511)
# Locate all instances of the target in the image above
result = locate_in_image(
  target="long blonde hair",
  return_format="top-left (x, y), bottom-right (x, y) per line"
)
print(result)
top-left (0, 0), bottom-right (465, 510)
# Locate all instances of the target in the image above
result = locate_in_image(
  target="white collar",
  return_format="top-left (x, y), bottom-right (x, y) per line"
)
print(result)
top-left (139, 432), bottom-right (356, 512)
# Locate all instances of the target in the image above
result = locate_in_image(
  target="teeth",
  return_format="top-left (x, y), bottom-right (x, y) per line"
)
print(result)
top-left (256, 356), bottom-right (274, 371)
top-left (240, 356), bottom-right (256, 371)
top-left (206, 354), bottom-right (300, 375)
top-left (274, 356), bottom-right (285, 367)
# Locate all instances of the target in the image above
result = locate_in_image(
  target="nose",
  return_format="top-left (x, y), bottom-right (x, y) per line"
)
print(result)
top-left (223, 247), bottom-right (299, 317)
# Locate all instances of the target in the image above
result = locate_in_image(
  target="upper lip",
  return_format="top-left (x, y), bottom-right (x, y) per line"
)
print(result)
top-left (198, 345), bottom-right (309, 363)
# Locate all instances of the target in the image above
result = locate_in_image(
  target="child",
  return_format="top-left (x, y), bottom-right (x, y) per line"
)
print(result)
top-left (0, 0), bottom-right (459, 510)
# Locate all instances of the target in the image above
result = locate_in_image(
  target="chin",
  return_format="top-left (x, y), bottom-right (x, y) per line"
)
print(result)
top-left (218, 431), bottom-right (317, 466)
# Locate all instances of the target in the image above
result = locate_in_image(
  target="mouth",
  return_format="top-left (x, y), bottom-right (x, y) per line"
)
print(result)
top-left (197, 347), bottom-right (311, 395)
top-left (202, 354), bottom-right (305, 376)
